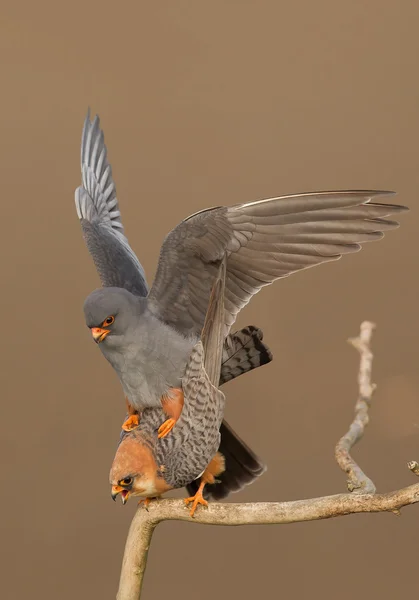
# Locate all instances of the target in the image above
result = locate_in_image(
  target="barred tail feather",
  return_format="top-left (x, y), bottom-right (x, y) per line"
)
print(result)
top-left (220, 325), bottom-right (273, 385)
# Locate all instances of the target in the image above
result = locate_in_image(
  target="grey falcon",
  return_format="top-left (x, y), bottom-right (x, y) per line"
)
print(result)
top-left (75, 109), bottom-right (408, 439)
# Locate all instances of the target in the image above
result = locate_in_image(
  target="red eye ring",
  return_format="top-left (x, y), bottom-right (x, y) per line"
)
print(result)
top-left (103, 316), bottom-right (115, 326)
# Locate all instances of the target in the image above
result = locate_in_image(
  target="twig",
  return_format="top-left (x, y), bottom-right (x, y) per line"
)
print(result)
top-left (116, 323), bottom-right (419, 600)
top-left (408, 461), bottom-right (419, 476)
top-left (335, 321), bottom-right (376, 493)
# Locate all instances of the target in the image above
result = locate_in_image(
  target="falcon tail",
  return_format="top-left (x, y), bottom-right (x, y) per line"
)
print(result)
top-left (186, 420), bottom-right (266, 500)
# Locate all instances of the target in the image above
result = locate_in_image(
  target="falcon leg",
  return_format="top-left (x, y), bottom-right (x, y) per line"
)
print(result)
top-left (184, 452), bottom-right (226, 517)
top-left (138, 496), bottom-right (160, 511)
top-left (184, 480), bottom-right (208, 517)
top-left (122, 398), bottom-right (140, 432)
top-left (158, 387), bottom-right (184, 439)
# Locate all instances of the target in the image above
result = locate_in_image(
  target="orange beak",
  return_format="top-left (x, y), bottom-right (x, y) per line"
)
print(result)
top-left (111, 485), bottom-right (130, 504)
top-left (91, 327), bottom-right (110, 344)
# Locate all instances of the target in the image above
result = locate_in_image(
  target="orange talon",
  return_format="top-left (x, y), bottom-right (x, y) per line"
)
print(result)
top-left (184, 481), bottom-right (208, 517)
top-left (158, 418), bottom-right (176, 439)
top-left (158, 387), bottom-right (184, 439)
top-left (138, 497), bottom-right (155, 510)
top-left (122, 414), bottom-right (140, 432)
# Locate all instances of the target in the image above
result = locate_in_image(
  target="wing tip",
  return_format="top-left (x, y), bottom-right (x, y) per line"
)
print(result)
top-left (369, 202), bottom-right (409, 213)
top-left (81, 108), bottom-right (101, 155)
top-left (83, 106), bottom-right (99, 127)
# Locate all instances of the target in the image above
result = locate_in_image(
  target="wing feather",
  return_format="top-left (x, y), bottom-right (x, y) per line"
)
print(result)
top-left (75, 110), bottom-right (148, 296)
top-left (148, 190), bottom-right (408, 335)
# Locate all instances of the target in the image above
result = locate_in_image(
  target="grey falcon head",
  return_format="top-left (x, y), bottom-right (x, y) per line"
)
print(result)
top-left (83, 287), bottom-right (141, 345)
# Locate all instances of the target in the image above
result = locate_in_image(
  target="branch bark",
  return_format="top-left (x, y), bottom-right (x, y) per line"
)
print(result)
top-left (116, 322), bottom-right (419, 600)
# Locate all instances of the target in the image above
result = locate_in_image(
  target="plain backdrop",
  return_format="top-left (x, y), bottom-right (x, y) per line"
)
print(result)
top-left (0, 2), bottom-right (418, 599)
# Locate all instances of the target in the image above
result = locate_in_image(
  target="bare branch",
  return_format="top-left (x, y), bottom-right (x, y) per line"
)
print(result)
top-left (116, 322), bottom-right (419, 600)
top-left (335, 320), bottom-right (376, 493)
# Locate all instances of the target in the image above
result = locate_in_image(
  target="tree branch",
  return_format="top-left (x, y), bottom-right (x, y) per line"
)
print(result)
top-left (116, 322), bottom-right (419, 600)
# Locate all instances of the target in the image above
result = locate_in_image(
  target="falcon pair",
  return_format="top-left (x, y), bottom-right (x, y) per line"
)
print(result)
top-left (76, 111), bottom-right (408, 515)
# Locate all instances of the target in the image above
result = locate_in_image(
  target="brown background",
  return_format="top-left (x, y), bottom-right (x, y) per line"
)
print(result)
top-left (0, 2), bottom-right (418, 599)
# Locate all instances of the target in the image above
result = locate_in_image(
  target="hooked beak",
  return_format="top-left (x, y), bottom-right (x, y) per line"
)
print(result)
top-left (91, 327), bottom-right (110, 344)
top-left (111, 485), bottom-right (130, 505)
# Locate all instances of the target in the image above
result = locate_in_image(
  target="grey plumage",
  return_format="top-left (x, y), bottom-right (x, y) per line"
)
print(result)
top-left (76, 111), bottom-right (408, 415)
top-left (147, 192), bottom-right (407, 338)
top-left (84, 289), bottom-right (194, 406)
top-left (75, 110), bottom-right (148, 297)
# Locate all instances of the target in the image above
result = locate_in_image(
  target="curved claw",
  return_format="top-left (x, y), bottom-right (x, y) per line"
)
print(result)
top-left (158, 418), bottom-right (176, 439)
top-left (122, 414), bottom-right (140, 432)
top-left (138, 497), bottom-right (155, 511)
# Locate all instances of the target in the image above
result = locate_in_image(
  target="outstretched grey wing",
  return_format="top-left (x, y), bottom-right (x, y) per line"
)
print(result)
top-left (148, 190), bottom-right (407, 336)
top-left (75, 111), bottom-right (148, 296)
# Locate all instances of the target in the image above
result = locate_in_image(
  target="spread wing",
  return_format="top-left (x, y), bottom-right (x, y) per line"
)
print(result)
top-left (74, 110), bottom-right (148, 296)
top-left (148, 190), bottom-right (408, 336)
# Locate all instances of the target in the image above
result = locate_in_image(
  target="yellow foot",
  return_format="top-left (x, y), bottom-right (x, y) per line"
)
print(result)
top-left (158, 418), bottom-right (176, 439)
top-left (122, 414), bottom-right (140, 432)
top-left (184, 491), bottom-right (208, 518)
